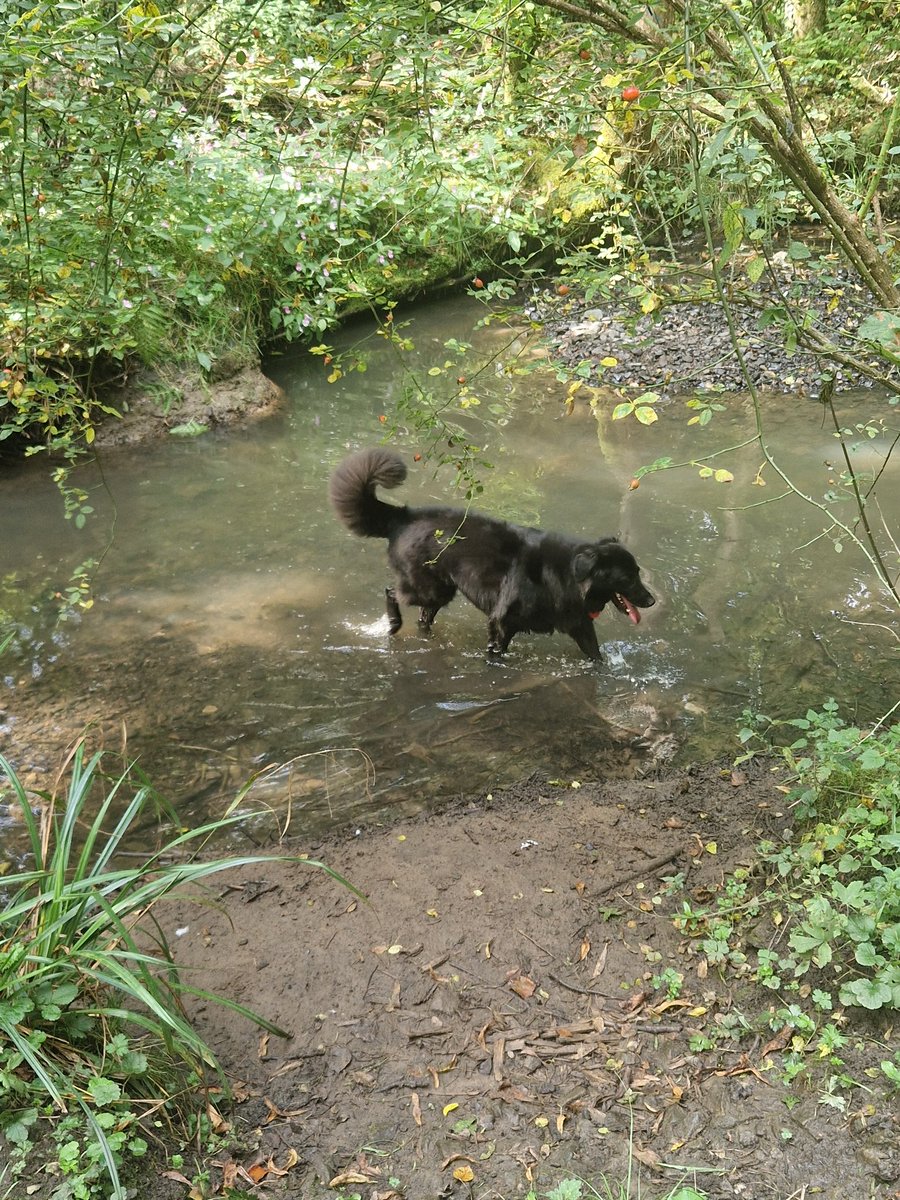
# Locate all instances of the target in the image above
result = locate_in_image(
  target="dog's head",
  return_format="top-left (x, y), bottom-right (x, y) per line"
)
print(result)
top-left (572, 538), bottom-right (656, 624)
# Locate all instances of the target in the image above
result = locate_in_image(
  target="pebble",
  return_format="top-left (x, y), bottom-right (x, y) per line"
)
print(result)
top-left (536, 268), bottom-right (898, 397)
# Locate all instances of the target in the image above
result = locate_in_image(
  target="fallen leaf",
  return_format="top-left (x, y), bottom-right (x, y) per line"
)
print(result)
top-left (591, 943), bottom-right (609, 977)
top-left (731, 769), bottom-right (747, 786)
top-left (411, 1092), bottom-right (422, 1126)
top-left (258, 1032), bottom-right (270, 1059)
top-left (579, 938), bottom-right (590, 961)
top-left (264, 1149), bottom-right (299, 1178)
top-left (386, 980), bottom-right (401, 1012)
top-left (247, 1163), bottom-right (267, 1183)
top-left (631, 1146), bottom-right (661, 1169)
top-left (453, 1166), bottom-right (475, 1182)
top-left (574, 879), bottom-right (587, 895)
top-left (441, 1153), bottom-right (476, 1169)
top-left (556, 1113), bottom-right (567, 1134)
top-left (206, 1103), bottom-right (229, 1134)
top-left (442, 1102), bottom-right (459, 1117)
top-left (664, 816), bottom-right (684, 829)
top-left (508, 973), bottom-right (536, 999)
top-left (329, 1172), bottom-right (373, 1187)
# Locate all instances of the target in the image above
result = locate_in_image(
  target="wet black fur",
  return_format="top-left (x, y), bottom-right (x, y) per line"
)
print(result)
top-left (329, 447), bottom-right (655, 660)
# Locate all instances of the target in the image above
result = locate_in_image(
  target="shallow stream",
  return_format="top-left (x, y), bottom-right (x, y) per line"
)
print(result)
top-left (2, 298), bottom-right (898, 842)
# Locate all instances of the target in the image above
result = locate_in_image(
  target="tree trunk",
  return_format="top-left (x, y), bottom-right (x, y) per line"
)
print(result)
top-left (785, 0), bottom-right (827, 39)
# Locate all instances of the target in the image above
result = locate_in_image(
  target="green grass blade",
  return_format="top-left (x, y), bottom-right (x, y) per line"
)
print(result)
top-left (1, 1021), bottom-right (67, 1109)
top-left (0, 752), bottom-right (44, 862)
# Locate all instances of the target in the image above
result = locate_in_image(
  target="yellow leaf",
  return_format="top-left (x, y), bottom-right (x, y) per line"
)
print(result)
top-left (442, 1103), bottom-right (459, 1117)
top-left (453, 1166), bottom-right (474, 1183)
top-left (688, 1005), bottom-right (707, 1017)
top-left (600, 355), bottom-right (618, 367)
top-left (705, 841), bottom-right (718, 855)
top-left (426, 909), bottom-right (439, 918)
top-left (601, 73), bottom-right (623, 87)
top-left (534, 1116), bottom-right (549, 1127)
top-left (397, 834), bottom-right (406, 841)
top-left (556, 1113), bottom-right (567, 1134)
top-left (387, 944), bottom-right (403, 954)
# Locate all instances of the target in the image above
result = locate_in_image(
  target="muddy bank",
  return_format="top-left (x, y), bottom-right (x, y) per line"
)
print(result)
top-left (131, 759), bottom-right (897, 1200)
top-left (94, 360), bottom-right (284, 447)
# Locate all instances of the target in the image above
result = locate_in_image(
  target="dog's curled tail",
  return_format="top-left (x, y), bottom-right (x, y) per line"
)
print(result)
top-left (329, 447), bottom-right (408, 538)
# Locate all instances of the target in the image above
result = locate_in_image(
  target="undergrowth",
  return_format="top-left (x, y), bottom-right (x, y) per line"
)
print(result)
top-left (0, 744), bottom-right (354, 1199)
top-left (671, 700), bottom-right (899, 1098)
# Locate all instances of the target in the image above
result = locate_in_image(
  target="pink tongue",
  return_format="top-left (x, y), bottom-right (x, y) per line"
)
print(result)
top-left (620, 595), bottom-right (641, 625)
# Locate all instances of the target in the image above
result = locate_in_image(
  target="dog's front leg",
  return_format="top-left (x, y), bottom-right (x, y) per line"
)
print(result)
top-left (385, 587), bottom-right (403, 635)
top-left (571, 621), bottom-right (603, 661)
top-left (418, 606), bottom-right (439, 631)
top-left (487, 618), bottom-right (513, 657)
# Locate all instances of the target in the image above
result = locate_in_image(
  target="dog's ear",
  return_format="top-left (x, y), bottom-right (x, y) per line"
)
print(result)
top-left (572, 546), bottom-right (599, 581)
top-left (596, 536), bottom-right (621, 547)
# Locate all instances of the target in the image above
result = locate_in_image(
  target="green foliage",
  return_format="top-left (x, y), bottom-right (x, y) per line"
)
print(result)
top-left (676, 704), bottom-right (899, 1092)
top-left (0, 745), bottom-right (353, 1198)
top-left (1, 0), bottom-right (570, 461)
top-left (752, 704), bottom-right (900, 1010)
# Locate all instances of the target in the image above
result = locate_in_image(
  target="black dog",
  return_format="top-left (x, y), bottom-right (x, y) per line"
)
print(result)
top-left (329, 447), bottom-right (655, 660)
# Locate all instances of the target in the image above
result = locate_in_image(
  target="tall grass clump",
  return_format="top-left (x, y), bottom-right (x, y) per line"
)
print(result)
top-left (0, 744), bottom-right (351, 1199)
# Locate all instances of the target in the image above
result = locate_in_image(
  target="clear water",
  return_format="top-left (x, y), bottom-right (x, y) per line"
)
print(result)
top-left (2, 298), bottom-right (898, 841)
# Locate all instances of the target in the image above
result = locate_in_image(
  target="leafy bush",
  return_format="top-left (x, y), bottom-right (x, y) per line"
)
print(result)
top-left (0, 745), bottom-right (352, 1198)
top-left (750, 702), bottom-right (900, 1010)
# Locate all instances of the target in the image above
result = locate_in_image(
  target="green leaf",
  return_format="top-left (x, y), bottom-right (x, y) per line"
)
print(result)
top-left (857, 310), bottom-right (900, 351)
top-left (88, 1077), bottom-right (122, 1107)
top-left (168, 420), bottom-right (209, 438)
top-left (854, 942), bottom-right (884, 968)
top-left (611, 403), bottom-right (633, 420)
top-left (635, 406), bottom-right (659, 425)
top-left (839, 978), bottom-right (892, 1009)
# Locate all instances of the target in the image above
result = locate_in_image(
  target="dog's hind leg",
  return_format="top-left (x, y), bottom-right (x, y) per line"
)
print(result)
top-left (385, 587), bottom-right (403, 635)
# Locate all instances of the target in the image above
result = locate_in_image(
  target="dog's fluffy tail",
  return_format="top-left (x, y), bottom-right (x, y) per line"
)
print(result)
top-left (329, 447), bottom-right (408, 538)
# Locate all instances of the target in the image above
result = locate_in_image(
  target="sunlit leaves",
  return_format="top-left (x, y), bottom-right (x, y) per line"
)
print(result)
top-left (611, 391), bottom-right (659, 424)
